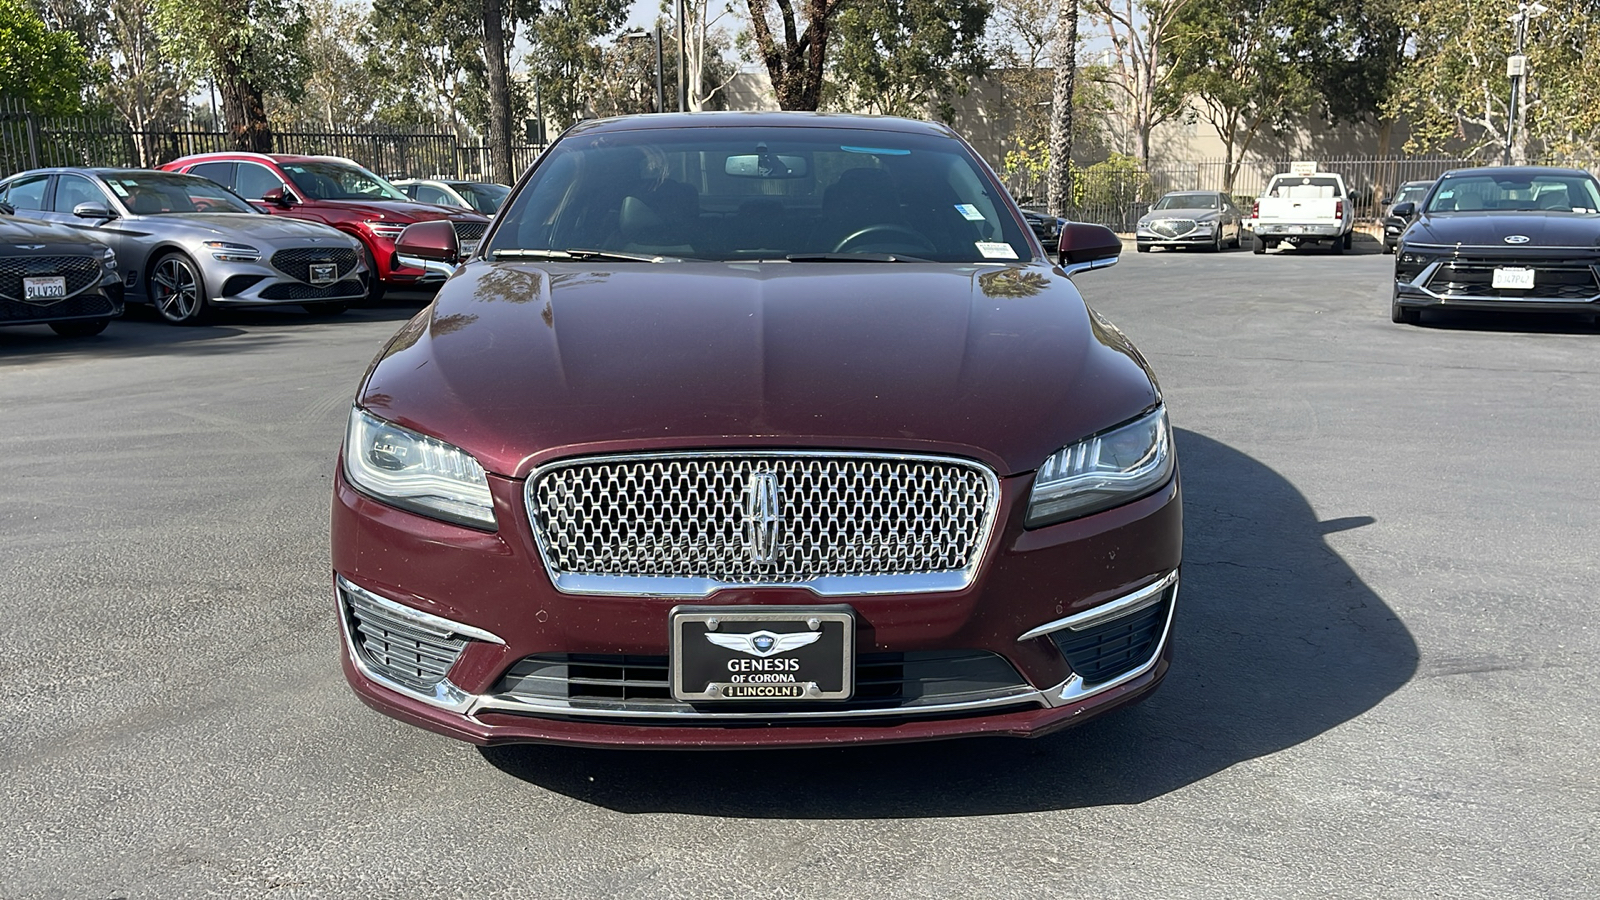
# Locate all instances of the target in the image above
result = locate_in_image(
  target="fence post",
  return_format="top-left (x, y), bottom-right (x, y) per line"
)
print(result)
top-left (23, 109), bottom-right (40, 169)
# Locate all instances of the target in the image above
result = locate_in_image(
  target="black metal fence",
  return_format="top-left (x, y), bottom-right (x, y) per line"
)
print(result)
top-left (0, 99), bottom-right (543, 182)
top-left (1007, 153), bottom-right (1600, 230)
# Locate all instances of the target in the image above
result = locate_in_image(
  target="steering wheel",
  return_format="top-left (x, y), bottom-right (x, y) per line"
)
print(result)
top-left (833, 224), bottom-right (936, 254)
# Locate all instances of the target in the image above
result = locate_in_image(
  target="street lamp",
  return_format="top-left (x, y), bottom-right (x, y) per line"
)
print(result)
top-left (1504, 1), bottom-right (1547, 165)
top-left (618, 29), bottom-right (666, 114)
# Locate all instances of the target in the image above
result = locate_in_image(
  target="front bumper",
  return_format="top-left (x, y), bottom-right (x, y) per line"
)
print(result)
top-left (205, 255), bottom-right (369, 307)
top-left (1395, 255), bottom-right (1600, 314)
top-left (332, 460), bottom-right (1183, 748)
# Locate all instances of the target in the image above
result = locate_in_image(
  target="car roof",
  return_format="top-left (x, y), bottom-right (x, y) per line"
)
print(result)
top-left (1439, 166), bottom-right (1597, 180)
top-left (564, 111), bottom-right (957, 139)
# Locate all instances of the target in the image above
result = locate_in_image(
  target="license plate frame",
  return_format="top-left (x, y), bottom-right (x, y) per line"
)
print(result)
top-left (670, 605), bottom-right (855, 702)
top-left (1492, 266), bottom-right (1536, 290)
top-left (23, 275), bottom-right (67, 301)
top-left (308, 262), bottom-right (337, 285)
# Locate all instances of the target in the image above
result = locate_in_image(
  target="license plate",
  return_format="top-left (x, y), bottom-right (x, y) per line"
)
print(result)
top-left (1492, 267), bottom-right (1535, 289)
top-left (671, 606), bottom-right (854, 701)
top-left (308, 262), bottom-right (337, 285)
top-left (460, 240), bottom-right (479, 258)
top-left (23, 276), bottom-right (67, 301)
top-left (1288, 225), bottom-right (1304, 234)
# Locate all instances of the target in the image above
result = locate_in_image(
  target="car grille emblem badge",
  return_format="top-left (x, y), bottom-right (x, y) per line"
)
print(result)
top-left (1504, 235), bottom-right (1530, 243)
top-left (705, 629), bottom-right (820, 657)
top-left (742, 470), bottom-right (782, 565)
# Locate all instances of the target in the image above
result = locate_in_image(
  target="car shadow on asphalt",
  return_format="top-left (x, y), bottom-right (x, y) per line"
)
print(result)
top-left (0, 298), bottom-right (422, 364)
top-left (479, 429), bottom-right (1419, 816)
top-left (1407, 308), bottom-right (1599, 334)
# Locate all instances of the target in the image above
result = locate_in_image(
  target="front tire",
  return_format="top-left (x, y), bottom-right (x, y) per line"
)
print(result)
top-left (49, 317), bottom-right (111, 337)
top-left (1391, 296), bottom-right (1420, 325)
top-left (1212, 230), bottom-right (1224, 252)
top-left (150, 253), bottom-right (209, 325)
top-left (361, 244), bottom-right (386, 305)
top-left (1136, 243), bottom-right (1150, 253)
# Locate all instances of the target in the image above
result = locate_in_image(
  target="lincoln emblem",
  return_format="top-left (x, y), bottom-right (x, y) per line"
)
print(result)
top-left (742, 470), bottom-right (781, 565)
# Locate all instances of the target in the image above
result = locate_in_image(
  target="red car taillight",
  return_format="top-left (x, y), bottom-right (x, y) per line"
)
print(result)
top-left (1251, 200), bottom-right (1259, 219)
top-left (1335, 200), bottom-right (1344, 219)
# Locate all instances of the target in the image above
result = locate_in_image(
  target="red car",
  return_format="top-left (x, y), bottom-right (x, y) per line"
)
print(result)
top-left (161, 153), bottom-right (488, 301)
top-left (333, 112), bottom-right (1180, 749)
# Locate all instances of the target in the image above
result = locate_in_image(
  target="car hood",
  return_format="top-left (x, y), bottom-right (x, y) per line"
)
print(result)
top-left (1142, 208), bottom-right (1220, 222)
top-left (1406, 211), bottom-right (1600, 249)
top-left (306, 199), bottom-right (487, 224)
top-left (358, 262), bottom-right (1161, 478)
top-left (131, 213), bottom-right (357, 244)
top-left (0, 215), bottom-right (107, 253)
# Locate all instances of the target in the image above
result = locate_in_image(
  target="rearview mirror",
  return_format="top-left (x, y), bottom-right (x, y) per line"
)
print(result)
top-left (1390, 201), bottom-right (1416, 218)
top-left (395, 220), bottom-right (461, 278)
top-left (725, 153), bottom-right (809, 178)
top-left (261, 186), bottom-right (295, 207)
top-left (73, 202), bottom-right (115, 220)
top-left (1057, 222), bottom-right (1122, 275)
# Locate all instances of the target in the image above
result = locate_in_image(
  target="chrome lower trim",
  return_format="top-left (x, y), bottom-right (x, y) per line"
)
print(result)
top-left (1042, 574), bottom-right (1178, 706)
top-left (338, 577), bottom-right (505, 645)
top-left (1016, 571), bottom-right (1178, 642)
top-left (395, 253), bottom-right (459, 280)
top-left (1061, 255), bottom-right (1119, 277)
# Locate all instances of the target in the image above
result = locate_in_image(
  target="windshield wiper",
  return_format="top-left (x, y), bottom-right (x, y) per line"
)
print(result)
top-left (489, 248), bottom-right (680, 262)
top-left (782, 252), bottom-right (930, 263)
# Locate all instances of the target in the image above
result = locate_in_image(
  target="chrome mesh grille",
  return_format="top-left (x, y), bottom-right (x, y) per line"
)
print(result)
top-left (527, 452), bottom-right (997, 594)
top-left (270, 247), bottom-right (358, 282)
top-left (343, 587), bottom-right (468, 690)
top-left (1150, 219), bottom-right (1196, 238)
top-left (452, 222), bottom-right (488, 243)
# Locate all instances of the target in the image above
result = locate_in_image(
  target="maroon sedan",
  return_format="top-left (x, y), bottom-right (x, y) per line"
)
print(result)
top-left (332, 112), bottom-right (1180, 749)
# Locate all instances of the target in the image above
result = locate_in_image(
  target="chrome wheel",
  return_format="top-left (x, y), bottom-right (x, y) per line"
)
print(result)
top-left (150, 254), bottom-right (208, 324)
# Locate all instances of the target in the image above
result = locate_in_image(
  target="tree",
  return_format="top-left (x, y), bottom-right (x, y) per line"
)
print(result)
top-left (1046, 0), bottom-right (1076, 218)
top-left (1086, 0), bottom-right (1197, 165)
top-left (101, 0), bottom-right (192, 165)
top-left (744, 0), bottom-right (846, 110)
top-left (682, 0), bottom-right (741, 111)
top-left (151, 0), bottom-right (311, 151)
top-left (1167, 0), bottom-right (1316, 192)
top-left (527, 0), bottom-right (629, 129)
top-left (828, 0), bottom-right (990, 121)
top-left (367, 0), bottom-right (480, 133)
top-left (588, 31), bottom-right (662, 117)
top-left (285, 0), bottom-right (379, 131)
top-left (1, 0), bottom-right (90, 114)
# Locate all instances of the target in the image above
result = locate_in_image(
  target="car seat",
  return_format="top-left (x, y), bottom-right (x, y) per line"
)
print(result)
top-left (615, 180), bottom-right (699, 256)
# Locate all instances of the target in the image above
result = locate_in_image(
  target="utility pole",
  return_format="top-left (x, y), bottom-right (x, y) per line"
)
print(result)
top-left (1504, 2), bottom-right (1546, 165)
top-left (655, 25), bottom-right (666, 113)
top-left (676, 0), bottom-right (687, 112)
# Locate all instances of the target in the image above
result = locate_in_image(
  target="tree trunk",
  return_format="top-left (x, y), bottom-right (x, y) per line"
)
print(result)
top-left (218, 52), bottom-right (271, 153)
top-left (745, 0), bottom-right (836, 110)
top-left (481, 0), bottom-right (515, 183)
top-left (1046, 0), bottom-right (1077, 219)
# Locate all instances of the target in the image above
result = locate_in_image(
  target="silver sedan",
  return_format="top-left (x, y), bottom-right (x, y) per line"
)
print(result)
top-left (1135, 190), bottom-right (1245, 252)
top-left (0, 168), bottom-right (368, 324)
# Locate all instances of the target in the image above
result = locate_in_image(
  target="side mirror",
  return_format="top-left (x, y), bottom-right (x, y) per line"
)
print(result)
top-left (1056, 222), bottom-right (1123, 275)
top-left (395, 220), bottom-right (461, 279)
top-left (73, 202), bottom-right (115, 220)
top-left (261, 186), bottom-right (295, 207)
top-left (1391, 201), bottom-right (1416, 219)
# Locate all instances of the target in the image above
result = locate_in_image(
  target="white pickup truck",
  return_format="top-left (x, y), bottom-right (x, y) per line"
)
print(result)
top-left (1250, 169), bottom-right (1355, 254)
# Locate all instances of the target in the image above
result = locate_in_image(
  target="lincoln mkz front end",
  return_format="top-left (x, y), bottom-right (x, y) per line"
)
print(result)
top-left (331, 113), bottom-right (1182, 749)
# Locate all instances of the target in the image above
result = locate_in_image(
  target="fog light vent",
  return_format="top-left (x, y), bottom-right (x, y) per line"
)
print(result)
top-left (342, 586), bottom-right (469, 691)
top-left (1050, 591), bottom-right (1170, 685)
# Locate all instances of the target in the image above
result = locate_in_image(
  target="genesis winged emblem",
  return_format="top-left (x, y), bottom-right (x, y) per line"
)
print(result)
top-left (704, 630), bottom-right (821, 658)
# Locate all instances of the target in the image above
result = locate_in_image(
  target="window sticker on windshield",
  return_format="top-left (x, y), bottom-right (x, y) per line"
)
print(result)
top-left (955, 204), bottom-right (986, 221)
top-left (839, 145), bottom-right (912, 156)
top-left (108, 182), bottom-right (129, 197)
top-left (976, 241), bottom-right (1018, 259)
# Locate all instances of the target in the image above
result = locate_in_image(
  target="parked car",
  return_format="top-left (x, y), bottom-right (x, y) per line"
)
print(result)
top-left (160, 153), bottom-right (488, 302)
top-left (0, 168), bottom-right (368, 324)
top-left (1391, 166), bottom-right (1600, 325)
top-left (1134, 190), bottom-right (1244, 252)
top-left (1382, 179), bottom-right (1434, 254)
top-left (1251, 169), bottom-right (1355, 254)
top-left (0, 199), bottom-right (122, 336)
top-left (394, 179), bottom-right (511, 215)
top-left (1018, 208), bottom-right (1066, 248)
top-left (332, 112), bottom-right (1181, 749)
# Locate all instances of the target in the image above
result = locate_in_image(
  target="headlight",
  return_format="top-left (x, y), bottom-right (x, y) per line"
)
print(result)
top-left (1026, 406), bottom-right (1174, 527)
top-left (365, 220), bottom-right (407, 240)
top-left (343, 407), bottom-right (496, 529)
top-left (1194, 221), bottom-right (1214, 232)
top-left (100, 246), bottom-right (117, 270)
top-left (203, 240), bottom-right (261, 262)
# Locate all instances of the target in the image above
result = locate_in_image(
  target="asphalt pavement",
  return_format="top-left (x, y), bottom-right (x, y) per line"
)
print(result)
top-left (1, 240), bottom-right (1595, 898)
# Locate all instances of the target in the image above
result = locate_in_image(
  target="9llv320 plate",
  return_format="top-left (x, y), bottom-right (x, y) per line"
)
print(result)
top-left (670, 606), bottom-right (855, 701)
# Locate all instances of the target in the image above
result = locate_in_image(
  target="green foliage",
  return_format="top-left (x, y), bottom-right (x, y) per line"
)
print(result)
top-left (1077, 152), bottom-right (1153, 210)
top-left (151, 0), bottom-right (311, 100)
top-left (0, 0), bottom-right (90, 114)
top-left (828, 0), bottom-right (992, 121)
top-left (526, 0), bottom-right (630, 129)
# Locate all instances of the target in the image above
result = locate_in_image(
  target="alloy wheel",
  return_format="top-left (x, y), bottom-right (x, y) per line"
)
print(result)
top-left (151, 255), bottom-right (207, 324)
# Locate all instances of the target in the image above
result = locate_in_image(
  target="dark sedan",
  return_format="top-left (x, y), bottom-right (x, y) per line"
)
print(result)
top-left (1382, 180), bottom-right (1433, 254)
top-left (1392, 166), bottom-right (1600, 325)
top-left (0, 200), bottom-right (122, 337)
top-left (332, 112), bottom-right (1181, 749)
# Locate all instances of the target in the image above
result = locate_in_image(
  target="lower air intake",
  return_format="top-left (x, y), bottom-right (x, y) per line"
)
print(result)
top-left (342, 586), bottom-right (469, 691)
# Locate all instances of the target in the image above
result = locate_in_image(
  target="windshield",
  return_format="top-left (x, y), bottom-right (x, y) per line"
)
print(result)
top-left (485, 126), bottom-right (1034, 263)
top-left (452, 182), bottom-right (510, 214)
top-left (102, 172), bottom-right (257, 215)
top-left (1425, 172), bottom-right (1600, 213)
top-left (281, 160), bottom-right (408, 201)
top-left (1153, 193), bottom-right (1216, 210)
top-left (1395, 184), bottom-right (1431, 206)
